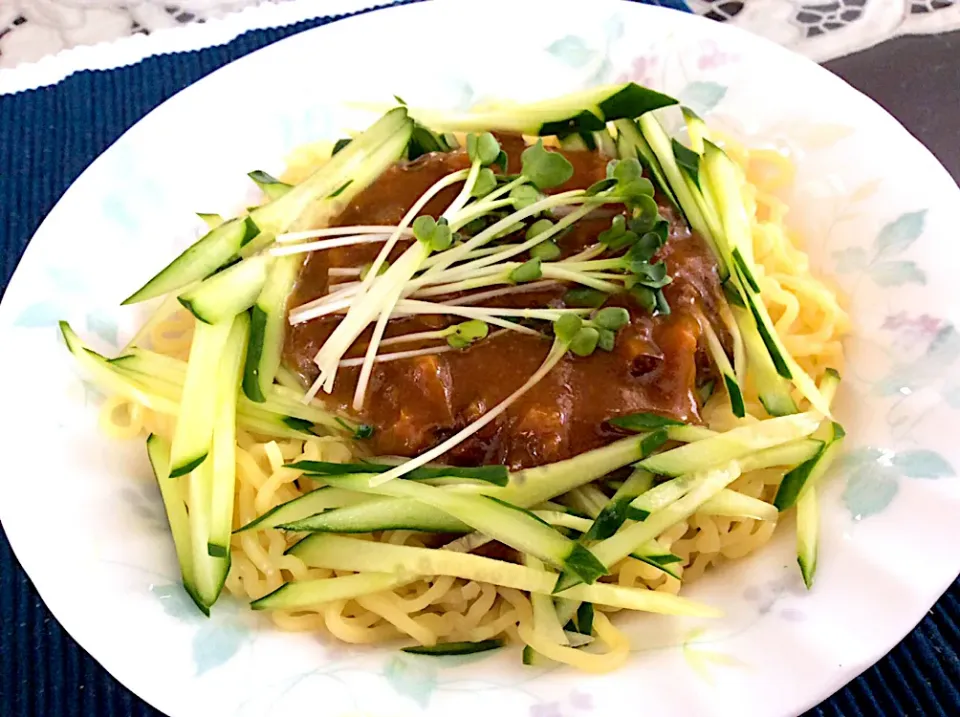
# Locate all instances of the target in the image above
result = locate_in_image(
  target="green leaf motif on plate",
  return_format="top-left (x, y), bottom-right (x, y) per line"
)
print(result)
top-left (839, 446), bottom-right (954, 519)
top-left (86, 310), bottom-right (119, 348)
top-left (193, 620), bottom-right (251, 676)
top-left (843, 464), bottom-right (900, 520)
top-left (874, 210), bottom-right (926, 258)
top-left (13, 300), bottom-right (62, 328)
top-left (383, 654), bottom-right (438, 708)
top-left (679, 81), bottom-right (727, 116)
top-left (891, 449), bottom-right (954, 479)
top-left (832, 246), bottom-right (869, 274)
top-left (869, 260), bottom-right (926, 287)
top-left (873, 324), bottom-right (960, 398)
top-left (151, 583), bottom-right (204, 622)
top-left (547, 36), bottom-right (595, 68)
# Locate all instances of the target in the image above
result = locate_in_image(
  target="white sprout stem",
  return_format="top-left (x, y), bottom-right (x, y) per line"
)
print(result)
top-left (447, 280), bottom-right (563, 306)
top-left (270, 233), bottom-right (394, 256)
top-left (411, 199), bottom-right (599, 291)
top-left (314, 242), bottom-right (431, 392)
top-left (395, 299), bottom-right (587, 323)
top-left (564, 243), bottom-right (607, 262)
top-left (389, 303), bottom-right (542, 337)
top-left (449, 197), bottom-right (515, 228)
top-left (291, 296), bottom-right (354, 325)
top-left (443, 161), bottom-right (482, 220)
top-left (352, 278), bottom-right (410, 409)
top-left (359, 168), bottom-right (472, 298)
top-left (339, 329), bottom-right (510, 368)
top-left (289, 282), bottom-right (363, 323)
top-left (417, 190), bottom-right (587, 281)
top-left (412, 271), bottom-right (513, 299)
top-left (480, 176), bottom-right (528, 204)
top-left (328, 267), bottom-right (363, 278)
top-left (420, 243), bottom-right (524, 270)
top-left (378, 328), bottom-right (454, 348)
top-left (276, 225), bottom-right (408, 243)
top-left (558, 258), bottom-right (625, 273)
top-left (352, 162), bottom-right (483, 409)
top-left (340, 343), bottom-right (458, 368)
top-left (541, 266), bottom-right (624, 293)
top-left (290, 242), bottom-right (512, 319)
top-left (368, 338), bottom-right (569, 486)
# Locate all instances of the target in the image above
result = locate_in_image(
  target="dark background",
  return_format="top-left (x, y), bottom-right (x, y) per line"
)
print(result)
top-left (1, 9), bottom-right (958, 717)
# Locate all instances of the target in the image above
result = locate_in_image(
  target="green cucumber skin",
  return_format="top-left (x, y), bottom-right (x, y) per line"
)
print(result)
top-left (169, 453), bottom-right (207, 479)
top-left (122, 216), bottom-right (259, 305)
top-left (402, 640), bottom-right (504, 656)
top-left (242, 305), bottom-right (270, 402)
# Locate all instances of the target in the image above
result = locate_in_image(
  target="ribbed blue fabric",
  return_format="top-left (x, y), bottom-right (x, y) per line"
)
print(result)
top-left (1, 1), bottom-right (957, 715)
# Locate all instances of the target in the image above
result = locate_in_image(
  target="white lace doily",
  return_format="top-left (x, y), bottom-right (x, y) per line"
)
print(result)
top-left (0, 0), bottom-right (958, 71)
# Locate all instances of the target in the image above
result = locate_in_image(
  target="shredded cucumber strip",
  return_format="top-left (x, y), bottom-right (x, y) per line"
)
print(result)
top-left (290, 534), bottom-right (719, 617)
top-left (208, 313), bottom-right (249, 556)
top-left (168, 318), bottom-right (233, 477)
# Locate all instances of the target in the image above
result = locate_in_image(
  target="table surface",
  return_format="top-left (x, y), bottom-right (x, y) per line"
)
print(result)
top-left (1, 0), bottom-right (959, 68)
top-left (1, 7), bottom-right (959, 717)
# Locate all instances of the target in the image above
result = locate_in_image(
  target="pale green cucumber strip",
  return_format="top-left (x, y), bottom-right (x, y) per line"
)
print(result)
top-left (290, 534), bottom-right (719, 617)
top-left (580, 468), bottom-right (653, 542)
top-left (796, 485), bottom-right (819, 589)
top-left (250, 108), bottom-right (412, 235)
top-left (243, 254), bottom-right (301, 402)
top-left (168, 318), bottom-right (234, 477)
top-left (638, 412), bottom-right (821, 477)
top-left (738, 438), bottom-right (824, 473)
top-left (400, 83), bottom-right (677, 135)
top-left (667, 425), bottom-right (717, 443)
top-left (248, 170), bottom-right (292, 201)
top-left (197, 212), bottom-right (223, 229)
top-left (562, 485), bottom-right (607, 519)
top-left (283, 496), bottom-right (467, 533)
top-left (699, 489), bottom-right (778, 522)
top-left (682, 108), bottom-right (708, 153)
top-left (733, 305), bottom-right (797, 417)
top-left (283, 435), bottom-right (650, 534)
top-left (774, 425), bottom-right (845, 511)
top-left (700, 317), bottom-right (745, 418)
top-left (178, 254), bottom-right (270, 325)
top-left (123, 216), bottom-right (259, 304)
top-left (235, 487), bottom-right (373, 533)
top-left (113, 365), bottom-right (314, 440)
top-left (525, 555), bottom-right (569, 647)
top-left (110, 348), bottom-right (345, 433)
top-left (315, 474), bottom-right (607, 584)
top-left (701, 141), bottom-right (830, 416)
top-left (251, 572), bottom-right (408, 611)
top-left (188, 458), bottom-right (226, 606)
top-left (613, 118), bottom-right (680, 210)
top-left (557, 462), bottom-right (743, 592)
top-left (638, 113), bottom-right (722, 265)
top-left (500, 434), bottom-right (648, 505)
top-left (630, 475), bottom-right (697, 515)
top-left (244, 115), bottom-right (414, 397)
top-left (146, 434), bottom-right (207, 616)
top-left (61, 323), bottom-right (181, 415)
top-left (208, 313), bottom-right (250, 556)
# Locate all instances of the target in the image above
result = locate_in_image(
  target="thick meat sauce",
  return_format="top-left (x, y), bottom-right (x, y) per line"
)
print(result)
top-left (283, 143), bottom-right (725, 469)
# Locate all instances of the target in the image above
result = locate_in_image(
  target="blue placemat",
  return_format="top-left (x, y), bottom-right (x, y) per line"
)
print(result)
top-left (0, 1), bottom-right (958, 715)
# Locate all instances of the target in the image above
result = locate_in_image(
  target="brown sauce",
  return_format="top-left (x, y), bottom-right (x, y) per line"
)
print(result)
top-left (283, 143), bottom-right (725, 470)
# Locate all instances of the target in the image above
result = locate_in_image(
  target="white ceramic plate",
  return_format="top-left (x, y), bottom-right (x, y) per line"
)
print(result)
top-left (2, 1), bottom-right (959, 715)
